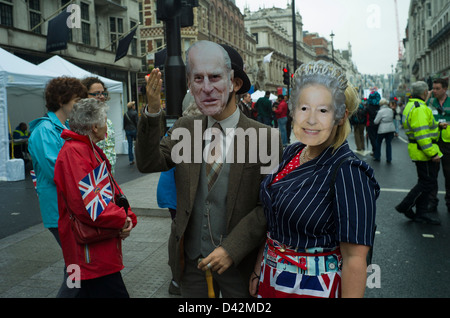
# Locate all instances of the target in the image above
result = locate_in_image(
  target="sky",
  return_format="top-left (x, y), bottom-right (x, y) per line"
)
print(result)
top-left (235, 0), bottom-right (411, 75)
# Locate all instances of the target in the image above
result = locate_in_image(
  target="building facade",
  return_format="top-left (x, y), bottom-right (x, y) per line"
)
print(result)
top-left (403, 0), bottom-right (450, 83)
top-left (243, 5), bottom-right (316, 92)
top-left (138, 1), bottom-right (361, 96)
top-left (0, 0), bottom-right (142, 102)
top-left (139, 0), bottom-right (252, 101)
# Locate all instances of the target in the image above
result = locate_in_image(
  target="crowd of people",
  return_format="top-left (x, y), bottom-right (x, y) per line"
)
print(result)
top-left (237, 90), bottom-right (292, 148)
top-left (348, 78), bottom-right (449, 226)
top-left (21, 38), bottom-right (450, 299)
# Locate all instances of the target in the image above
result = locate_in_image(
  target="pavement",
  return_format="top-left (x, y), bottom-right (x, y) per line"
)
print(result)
top-left (0, 154), bottom-right (181, 298)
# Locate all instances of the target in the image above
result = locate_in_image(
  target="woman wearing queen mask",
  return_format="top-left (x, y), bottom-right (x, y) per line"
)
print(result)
top-left (250, 61), bottom-right (380, 298)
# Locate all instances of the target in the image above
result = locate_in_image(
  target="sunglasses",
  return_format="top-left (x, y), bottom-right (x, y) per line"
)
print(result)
top-left (88, 92), bottom-right (109, 97)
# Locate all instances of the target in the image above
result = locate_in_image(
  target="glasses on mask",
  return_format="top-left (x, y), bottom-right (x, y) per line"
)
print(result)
top-left (88, 92), bottom-right (109, 98)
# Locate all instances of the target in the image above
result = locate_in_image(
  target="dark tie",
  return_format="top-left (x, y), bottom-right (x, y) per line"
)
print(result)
top-left (206, 122), bottom-right (223, 191)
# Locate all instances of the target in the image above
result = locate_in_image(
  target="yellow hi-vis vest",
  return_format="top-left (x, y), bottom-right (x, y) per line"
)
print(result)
top-left (403, 98), bottom-right (442, 161)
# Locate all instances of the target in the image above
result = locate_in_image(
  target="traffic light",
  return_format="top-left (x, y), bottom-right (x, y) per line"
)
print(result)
top-left (156, 0), bottom-right (182, 21)
top-left (283, 66), bottom-right (290, 85)
top-left (180, 0), bottom-right (199, 27)
top-left (157, 0), bottom-right (198, 27)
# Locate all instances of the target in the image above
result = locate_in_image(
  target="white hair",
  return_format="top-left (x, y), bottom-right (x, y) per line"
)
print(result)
top-left (69, 98), bottom-right (108, 136)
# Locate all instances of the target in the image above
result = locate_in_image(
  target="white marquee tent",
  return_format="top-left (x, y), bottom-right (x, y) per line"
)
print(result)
top-left (0, 47), bottom-right (59, 181)
top-left (38, 56), bottom-right (125, 155)
top-left (251, 90), bottom-right (277, 102)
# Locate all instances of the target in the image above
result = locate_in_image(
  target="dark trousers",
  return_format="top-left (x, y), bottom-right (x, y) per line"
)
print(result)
top-left (374, 132), bottom-right (394, 162)
top-left (367, 125), bottom-right (378, 152)
top-left (48, 228), bottom-right (80, 298)
top-left (429, 140), bottom-right (450, 211)
top-left (126, 130), bottom-right (137, 162)
top-left (398, 160), bottom-right (439, 215)
top-left (77, 272), bottom-right (129, 298)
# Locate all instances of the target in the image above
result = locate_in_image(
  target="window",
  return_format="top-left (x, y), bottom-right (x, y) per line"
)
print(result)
top-left (110, 17), bottom-right (124, 52)
top-left (130, 20), bottom-right (138, 56)
top-left (0, 0), bottom-right (13, 27)
top-left (139, 2), bottom-right (143, 25)
top-left (28, 0), bottom-right (41, 34)
top-left (252, 33), bottom-right (259, 44)
top-left (80, 2), bottom-right (90, 45)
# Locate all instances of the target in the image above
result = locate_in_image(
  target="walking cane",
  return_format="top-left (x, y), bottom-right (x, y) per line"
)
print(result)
top-left (199, 258), bottom-right (215, 298)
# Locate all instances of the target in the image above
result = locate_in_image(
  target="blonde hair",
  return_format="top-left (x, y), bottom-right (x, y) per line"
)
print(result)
top-left (379, 98), bottom-right (389, 106)
top-left (333, 83), bottom-right (360, 150)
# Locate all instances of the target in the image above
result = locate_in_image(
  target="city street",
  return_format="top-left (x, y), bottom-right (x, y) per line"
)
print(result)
top-left (1, 127), bottom-right (450, 298)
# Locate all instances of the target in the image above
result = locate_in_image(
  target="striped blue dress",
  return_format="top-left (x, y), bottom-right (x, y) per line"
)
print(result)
top-left (260, 141), bottom-right (380, 250)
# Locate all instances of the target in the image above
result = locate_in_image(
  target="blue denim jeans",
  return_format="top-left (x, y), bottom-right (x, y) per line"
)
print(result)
top-left (126, 130), bottom-right (136, 162)
top-left (277, 116), bottom-right (288, 146)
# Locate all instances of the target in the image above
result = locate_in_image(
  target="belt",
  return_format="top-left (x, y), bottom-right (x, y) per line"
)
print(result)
top-left (264, 237), bottom-right (342, 275)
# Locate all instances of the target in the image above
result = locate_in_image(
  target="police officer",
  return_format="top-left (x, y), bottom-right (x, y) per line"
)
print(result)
top-left (427, 78), bottom-right (450, 213)
top-left (396, 81), bottom-right (443, 225)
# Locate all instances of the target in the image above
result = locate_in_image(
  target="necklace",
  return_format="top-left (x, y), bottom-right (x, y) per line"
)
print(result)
top-left (299, 146), bottom-right (314, 165)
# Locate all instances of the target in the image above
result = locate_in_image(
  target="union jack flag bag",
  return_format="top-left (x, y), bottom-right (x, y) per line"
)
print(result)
top-left (78, 161), bottom-right (113, 221)
top-left (70, 161), bottom-right (120, 244)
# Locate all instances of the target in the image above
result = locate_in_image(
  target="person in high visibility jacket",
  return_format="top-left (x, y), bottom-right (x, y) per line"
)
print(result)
top-left (427, 78), bottom-right (450, 213)
top-left (395, 81), bottom-right (443, 225)
top-left (12, 122), bottom-right (29, 160)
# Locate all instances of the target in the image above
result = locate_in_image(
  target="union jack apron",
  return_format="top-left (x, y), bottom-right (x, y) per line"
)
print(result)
top-left (257, 236), bottom-right (342, 298)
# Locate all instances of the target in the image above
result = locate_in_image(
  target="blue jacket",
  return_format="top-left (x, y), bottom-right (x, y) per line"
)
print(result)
top-left (156, 167), bottom-right (177, 210)
top-left (28, 112), bottom-right (68, 228)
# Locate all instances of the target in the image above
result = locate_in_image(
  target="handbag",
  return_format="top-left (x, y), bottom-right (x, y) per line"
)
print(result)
top-left (70, 213), bottom-right (121, 245)
top-left (70, 190), bottom-right (130, 245)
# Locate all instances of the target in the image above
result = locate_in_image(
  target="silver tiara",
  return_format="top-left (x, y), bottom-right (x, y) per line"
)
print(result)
top-left (293, 60), bottom-right (348, 91)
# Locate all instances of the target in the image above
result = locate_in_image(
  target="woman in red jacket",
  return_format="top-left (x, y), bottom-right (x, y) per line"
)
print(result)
top-left (54, 98), bottom-right (137, 298)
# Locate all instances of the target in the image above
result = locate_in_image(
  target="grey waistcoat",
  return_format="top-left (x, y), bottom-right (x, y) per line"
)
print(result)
top-left (184, 160), bottom-right (231, 260)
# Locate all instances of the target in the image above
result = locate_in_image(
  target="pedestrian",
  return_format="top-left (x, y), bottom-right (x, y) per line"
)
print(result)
top-left (351, 100), bottom-right (367, 152)
top-left (28, 76), bottom-right (88, 297)
top-left (366, 91), bottom-right (380, 155)
top-left (136, 41), bottom-right (282, 298)
top-left (54, 98), bottom-right (137, 298)
top-left (250, 60), bottom-right (380, 298)
top-left (390, 97), bottom-right (400, 137)
top-left (12, 122), bottom-right (30, 164)
top-left (374, 98), bottom-right (396, 163)
top-left (395, 81), bottom-right (443, 225)
top-left (399, 100), bottom-right (405, 126)
top-left (285, 95), bottom-right (293, 144)
top-left (427, 78), bottom-right (450, 213)
top-left (238, 92), bottom-right (253, 118)
top-left (255, 91), bottom-right (273, 126)
top-left (123, 101), bottom-right (138, 165)
top-left (82, 77), bottom-right (117, 174)
top-left (273, 94), bottom-right (289, 147)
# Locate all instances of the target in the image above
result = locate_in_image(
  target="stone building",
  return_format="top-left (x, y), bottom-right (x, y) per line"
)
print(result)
top-left (139, 0), bottom-right (249, 73)
top-left (403, 0), bottom-right (450, 83)
top-left (243, 5), bottom-right (316, 92)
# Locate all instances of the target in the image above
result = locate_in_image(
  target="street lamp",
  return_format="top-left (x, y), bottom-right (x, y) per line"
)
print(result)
top-left (330, 31), bottom-right (335, 64)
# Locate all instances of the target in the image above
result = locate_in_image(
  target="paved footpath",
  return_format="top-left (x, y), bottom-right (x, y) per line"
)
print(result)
top-left (0, 154), bottom-right (180, 298)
